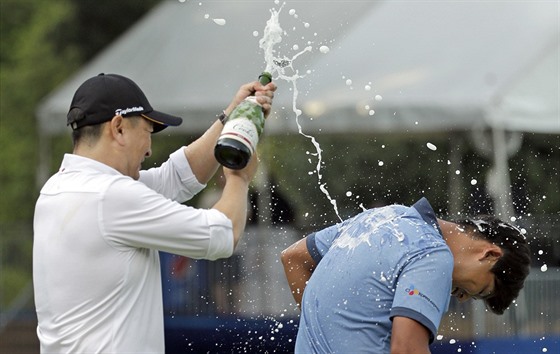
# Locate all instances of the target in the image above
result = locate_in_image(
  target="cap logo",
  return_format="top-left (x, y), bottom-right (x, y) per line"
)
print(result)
top-left (115, 106), bottom-right (144, 116)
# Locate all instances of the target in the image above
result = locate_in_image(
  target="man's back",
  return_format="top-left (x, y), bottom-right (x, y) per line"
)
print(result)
top-left (33, 154), bottom-right (165, 353)
top-left (296, 201), bottom-right (453, 353)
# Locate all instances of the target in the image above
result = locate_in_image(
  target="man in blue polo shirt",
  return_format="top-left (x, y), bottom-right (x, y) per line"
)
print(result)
top-left (281, 198), bottom-right (530, 353)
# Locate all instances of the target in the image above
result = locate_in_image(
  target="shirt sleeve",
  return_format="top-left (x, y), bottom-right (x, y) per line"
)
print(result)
top-left (139, 147), bottom-right (206, 202)
top-left (306, 224), bottom-right (340, 264)
top-left (390, 247), bottom-right (453, 343)
top-left (100, 176), bottom-right (233, 260)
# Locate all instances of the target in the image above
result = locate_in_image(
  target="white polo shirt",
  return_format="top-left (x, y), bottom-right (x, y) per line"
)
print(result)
top-left (33, 148), bottom-right (234, 353)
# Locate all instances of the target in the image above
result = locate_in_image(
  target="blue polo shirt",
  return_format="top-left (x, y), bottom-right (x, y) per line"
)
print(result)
top-left (295, 198), bottom-right (453, 353)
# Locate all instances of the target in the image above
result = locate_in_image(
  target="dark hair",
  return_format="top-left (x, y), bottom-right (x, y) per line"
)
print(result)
top-left (456, 215), bottom-right (531, 315)
top-left (68, 109), bottom-right (142, 147)
top-left (69, 108), bottom-right (104, 147)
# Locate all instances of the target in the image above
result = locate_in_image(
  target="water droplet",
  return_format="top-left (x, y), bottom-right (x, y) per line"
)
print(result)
top-left (346, 191), bottom-right (352, 197)
top-left (378, 161), bottom-right (384, 166)
top-left (541, 264), bottom-right (548, 272)
top-left (427, 142), bottom-right (437, 151)
top-left (213, 18), bottom-right (226, 26)
top-left (365, 85), bottom-right (371, 91)
top-left (319, 45), bottom-right (330, 53)
top-left (253, 31), bottom-right (259, 37)
top-left (345, 79), bottom-right (352, 86)
top-left (375, 94), bottom-right (383, 101)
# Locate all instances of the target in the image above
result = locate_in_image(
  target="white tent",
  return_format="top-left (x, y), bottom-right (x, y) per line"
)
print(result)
top-left (36, 0), bottom-right (559, 216)
top-left (37, 0), bottom-right (559, 134)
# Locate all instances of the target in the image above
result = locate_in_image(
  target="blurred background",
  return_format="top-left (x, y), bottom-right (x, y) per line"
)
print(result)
top-left (1, 0), bottom-right (558, 353)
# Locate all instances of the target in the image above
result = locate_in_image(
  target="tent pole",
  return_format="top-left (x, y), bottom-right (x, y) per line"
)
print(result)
top-left (447, 133), bottom-right (464, 218)
top-left (36, 129), bottom-right (51, 189)
top-left (254, 161), bottom-right (271, 311)
top-left (489, 126), bottom-right (515, 219)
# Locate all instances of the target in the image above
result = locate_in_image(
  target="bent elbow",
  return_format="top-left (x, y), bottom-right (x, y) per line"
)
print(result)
top-left (280, 248), bottom-right (289, 265)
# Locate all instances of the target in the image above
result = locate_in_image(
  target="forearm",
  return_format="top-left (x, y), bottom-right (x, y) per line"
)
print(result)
top-left (283, 263), bottom-right (311, 307)
top-left (211, 175), bottom-right (249, 249)
top-left (183, 119), bottom-right (223, 184)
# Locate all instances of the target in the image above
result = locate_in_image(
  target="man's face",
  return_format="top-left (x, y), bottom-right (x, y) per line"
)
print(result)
top-left (451, 252), bottom-right (497, 303)
top-left (123, 116), bottom-right (153, 180)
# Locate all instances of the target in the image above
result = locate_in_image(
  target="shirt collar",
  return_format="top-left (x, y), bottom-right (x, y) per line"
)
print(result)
top-left (59, 153), bottom-right (122, 176)
top-left (412, 197), bottom-right (443, 236)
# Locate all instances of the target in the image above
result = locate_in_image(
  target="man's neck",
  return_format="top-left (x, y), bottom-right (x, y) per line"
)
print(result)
top-left (74, 141), bottom-right (124, 176)
top-left (438, 219), bottom-right (468, 253)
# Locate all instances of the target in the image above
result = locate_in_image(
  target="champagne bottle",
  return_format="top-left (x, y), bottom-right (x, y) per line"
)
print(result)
top-left (214, 72), bottom-right (272, 169)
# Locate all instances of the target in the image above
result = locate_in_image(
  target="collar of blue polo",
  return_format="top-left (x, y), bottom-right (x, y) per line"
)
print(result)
top-left (412, 197), bottom-right (443, 236)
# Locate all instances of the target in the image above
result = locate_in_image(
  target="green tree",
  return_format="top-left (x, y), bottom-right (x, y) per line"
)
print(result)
top-left (0, 0), bottom-right (159, 308)
top-left (0, 0), bottom-right (79, 307)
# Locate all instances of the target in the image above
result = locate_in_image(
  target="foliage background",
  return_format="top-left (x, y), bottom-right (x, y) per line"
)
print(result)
top-left (0, 0), bottom-right (558, 309)
top-left (0, 0), bottom-right (160, 308)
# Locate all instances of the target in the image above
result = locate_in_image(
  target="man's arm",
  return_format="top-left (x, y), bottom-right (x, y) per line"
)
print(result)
top-left (183, 80), bottom-right (276, 184)
top-left (280, 238), bottom-right (317, 308)
top-left (211, 153), bottom-right (258, 250)
top-left (391, 316), bottom-right (431, 354)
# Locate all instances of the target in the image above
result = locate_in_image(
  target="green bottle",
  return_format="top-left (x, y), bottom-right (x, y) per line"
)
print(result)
top-left (214, 72), bottom-right (272, 169)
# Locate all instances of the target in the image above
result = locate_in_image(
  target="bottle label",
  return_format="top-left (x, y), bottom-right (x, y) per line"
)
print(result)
top-left (219, 117), bottom-right (259, 154)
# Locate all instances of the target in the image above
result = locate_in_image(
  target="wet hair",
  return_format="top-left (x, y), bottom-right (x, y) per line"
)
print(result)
top-left (456, 215), bottom-right (531, 315)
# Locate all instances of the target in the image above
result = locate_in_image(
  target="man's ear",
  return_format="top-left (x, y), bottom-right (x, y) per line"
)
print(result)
top-left (109, 115), bottom-right (126, 143)
top-left (480, 244), bottom-right (503, 262)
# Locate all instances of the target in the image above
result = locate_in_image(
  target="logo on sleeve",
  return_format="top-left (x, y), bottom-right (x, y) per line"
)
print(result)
top-left (405, 284), bottom-right (440, 311)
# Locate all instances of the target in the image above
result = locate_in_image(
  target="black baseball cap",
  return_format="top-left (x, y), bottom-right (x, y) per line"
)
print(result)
top-left (67, 73), bottom-right (182, 133)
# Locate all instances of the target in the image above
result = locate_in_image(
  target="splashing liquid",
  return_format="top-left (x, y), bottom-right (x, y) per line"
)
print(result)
top-left (259, 4), bottom-right (342, 221)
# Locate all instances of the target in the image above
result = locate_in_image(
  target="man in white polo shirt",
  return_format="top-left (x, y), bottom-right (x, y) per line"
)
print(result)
top-left (33, 73), bottom-right (276, 353)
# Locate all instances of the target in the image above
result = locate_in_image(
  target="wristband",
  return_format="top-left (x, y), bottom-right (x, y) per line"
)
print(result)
top-left (217, 111), bottom-right (228, 125)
